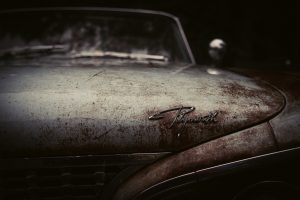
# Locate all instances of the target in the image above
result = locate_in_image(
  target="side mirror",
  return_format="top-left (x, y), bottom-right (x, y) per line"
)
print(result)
top-left (208, 39), bottom-right (226, 67)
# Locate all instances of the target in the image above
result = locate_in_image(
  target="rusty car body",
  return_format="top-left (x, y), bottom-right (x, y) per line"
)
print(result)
top-left (0, 7), bottom-right (299, 200)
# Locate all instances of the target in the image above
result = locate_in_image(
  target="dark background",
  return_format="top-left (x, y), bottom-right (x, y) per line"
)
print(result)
top-left (1, 0), bottom-right (300, 67)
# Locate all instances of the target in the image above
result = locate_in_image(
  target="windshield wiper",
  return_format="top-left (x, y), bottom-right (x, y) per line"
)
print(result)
top-left (0, 45), bottom-right (68, 58)
top-left (72, 51), bottom-right (169, 62)
top-left (0, 47), bottom-right (169, 63)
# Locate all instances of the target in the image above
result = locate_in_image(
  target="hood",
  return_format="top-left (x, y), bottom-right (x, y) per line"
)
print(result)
top-left (228, 66), bottom-right (300, 149)
top-left (0, 61), bottom-right (285, 157)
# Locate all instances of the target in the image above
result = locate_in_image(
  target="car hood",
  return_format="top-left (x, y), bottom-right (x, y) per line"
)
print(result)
top-left (0, 61), bottom-right (284, 157)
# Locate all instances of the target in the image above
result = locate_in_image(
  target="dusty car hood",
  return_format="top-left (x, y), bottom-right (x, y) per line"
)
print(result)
top-left (0, 61), bottom-right (284, 157)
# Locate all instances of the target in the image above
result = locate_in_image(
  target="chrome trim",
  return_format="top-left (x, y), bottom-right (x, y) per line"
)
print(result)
top-left (148, 106), bottom-right (195, 120)
top-left (0, 152), bottom-right (170, 170)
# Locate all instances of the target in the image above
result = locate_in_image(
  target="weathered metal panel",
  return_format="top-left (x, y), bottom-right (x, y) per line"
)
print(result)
top-left (0, 63), bottom-right (284, 157)
top-left (113, 123), bottom-right (278, 200)
top-left (228, 67), bottom-right (300, 149)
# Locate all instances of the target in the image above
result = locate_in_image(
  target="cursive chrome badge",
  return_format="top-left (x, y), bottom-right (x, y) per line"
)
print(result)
top-left (149, 106), bottom-right (218, 129)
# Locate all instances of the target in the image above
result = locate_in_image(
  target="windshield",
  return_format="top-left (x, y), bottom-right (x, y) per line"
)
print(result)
top-left (0, 9), bottom-right (193, 64)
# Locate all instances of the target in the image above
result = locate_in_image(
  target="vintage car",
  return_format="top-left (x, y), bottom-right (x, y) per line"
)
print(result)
top-left (0, 7), bottom-right (299, 200)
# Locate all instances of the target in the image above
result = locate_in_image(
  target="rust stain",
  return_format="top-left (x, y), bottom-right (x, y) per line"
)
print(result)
top-left (156, 108), bottom-right (225, 149)
top-left (221, 82), bottom-right (258, 97)
top-left (220, 81), bottom-right (284, 109)
top-left (0, 64), bottom-right (285, 157)
top-left (114, 123), bottom-right (278, 200)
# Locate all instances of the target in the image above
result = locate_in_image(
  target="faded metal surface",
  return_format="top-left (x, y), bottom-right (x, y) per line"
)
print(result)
top-left (0, 61), bottom-right (284, 157)
top-left (113, 123), bottom-right (278, 200)
top-left (135, 147), bottom-right (300, 200)
top-left (228, 67), bottom-right (300, 149)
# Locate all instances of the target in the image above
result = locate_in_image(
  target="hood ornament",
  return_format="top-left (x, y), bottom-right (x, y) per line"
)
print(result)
top-left (149, 106), bottom-right (218, 129)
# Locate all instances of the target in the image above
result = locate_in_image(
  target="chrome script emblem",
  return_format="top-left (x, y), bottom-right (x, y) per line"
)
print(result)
top-left (149, 106), bottom-right (218, 128)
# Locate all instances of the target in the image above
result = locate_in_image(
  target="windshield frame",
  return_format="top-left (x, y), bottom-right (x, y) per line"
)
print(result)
top-left (0, 7), bottom-right (196, 65)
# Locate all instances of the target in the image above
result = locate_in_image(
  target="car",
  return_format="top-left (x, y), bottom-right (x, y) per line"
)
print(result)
top-left (0, 7), bottom-right (299, 200)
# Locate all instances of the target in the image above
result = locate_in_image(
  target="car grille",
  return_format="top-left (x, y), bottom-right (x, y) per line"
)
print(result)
top-left (1, 166), bottom-right (109, 200)
top-left (0, 153), bottom-right (165, 200)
